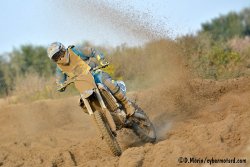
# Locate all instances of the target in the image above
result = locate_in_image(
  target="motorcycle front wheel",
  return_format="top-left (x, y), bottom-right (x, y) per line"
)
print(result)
top-left (93, 110), bottom-right (122, 156)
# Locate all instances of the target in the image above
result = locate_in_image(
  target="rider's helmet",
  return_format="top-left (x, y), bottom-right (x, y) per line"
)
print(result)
top-left (47, 42), bottom-right (66, 61)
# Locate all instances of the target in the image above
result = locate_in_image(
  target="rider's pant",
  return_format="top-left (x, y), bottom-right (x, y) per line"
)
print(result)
top-left (92, 71), bottom-right (120, 94)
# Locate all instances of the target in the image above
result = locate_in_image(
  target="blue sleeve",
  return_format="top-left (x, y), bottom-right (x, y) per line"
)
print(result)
top-left (56, 66), bottom-right (67, 85)
top-left (72, 46), bottom-right (105, 62)
top-left (72, 47), bottom-right (89, 60)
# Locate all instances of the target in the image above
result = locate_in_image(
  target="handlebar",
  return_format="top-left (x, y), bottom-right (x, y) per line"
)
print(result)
top-left (92, 62), bottom-right (110, 71)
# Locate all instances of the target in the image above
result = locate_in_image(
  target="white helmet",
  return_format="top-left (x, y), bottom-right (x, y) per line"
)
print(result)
top-left (47, 42), bottom-right (65, 60)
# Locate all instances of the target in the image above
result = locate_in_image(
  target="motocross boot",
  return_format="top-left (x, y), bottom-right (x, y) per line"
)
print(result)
top-left (113, 89), bottom-right (135, 116)
top-left (103, 79), bottom-right (135, 116)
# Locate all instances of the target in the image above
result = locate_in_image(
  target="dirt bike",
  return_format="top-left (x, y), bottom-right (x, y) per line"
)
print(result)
top-left (60, 63), bottom-right (156, 156)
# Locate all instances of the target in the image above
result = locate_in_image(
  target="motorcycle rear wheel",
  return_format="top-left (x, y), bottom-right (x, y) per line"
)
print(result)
top-left (131, 103), bottom-right (156, 143)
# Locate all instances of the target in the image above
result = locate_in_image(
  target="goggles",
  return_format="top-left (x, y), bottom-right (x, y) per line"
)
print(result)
top-left (52, 50), bottom-right (65, 62)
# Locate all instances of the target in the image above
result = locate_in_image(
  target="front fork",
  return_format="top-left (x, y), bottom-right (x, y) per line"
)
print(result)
top-left (81, 88), bottom-right (117, 133)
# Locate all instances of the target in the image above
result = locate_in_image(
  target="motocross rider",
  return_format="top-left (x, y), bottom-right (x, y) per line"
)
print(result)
top-left (47, 42), bottom-right (135, 116)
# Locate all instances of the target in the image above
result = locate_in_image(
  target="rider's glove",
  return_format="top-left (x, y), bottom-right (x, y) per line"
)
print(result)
top-left (100, 60), bottom-right (109, 67)
top-left (57, 83), bottom-right (66, 92)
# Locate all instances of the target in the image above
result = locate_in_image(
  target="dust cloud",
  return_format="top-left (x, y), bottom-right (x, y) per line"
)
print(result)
top-left (54, 0), bottom-right (169, 44)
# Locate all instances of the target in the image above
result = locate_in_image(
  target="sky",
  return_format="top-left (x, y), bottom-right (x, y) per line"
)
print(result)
top-left (0, 0), bottom-right (249, 54)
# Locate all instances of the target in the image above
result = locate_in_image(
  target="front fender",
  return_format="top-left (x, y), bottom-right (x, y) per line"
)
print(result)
top-left (81, 89), bottom-right (94, 99)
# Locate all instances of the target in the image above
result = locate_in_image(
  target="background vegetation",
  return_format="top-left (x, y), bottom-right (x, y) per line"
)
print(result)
top-left (0, 7), bottom-right (250, 101)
